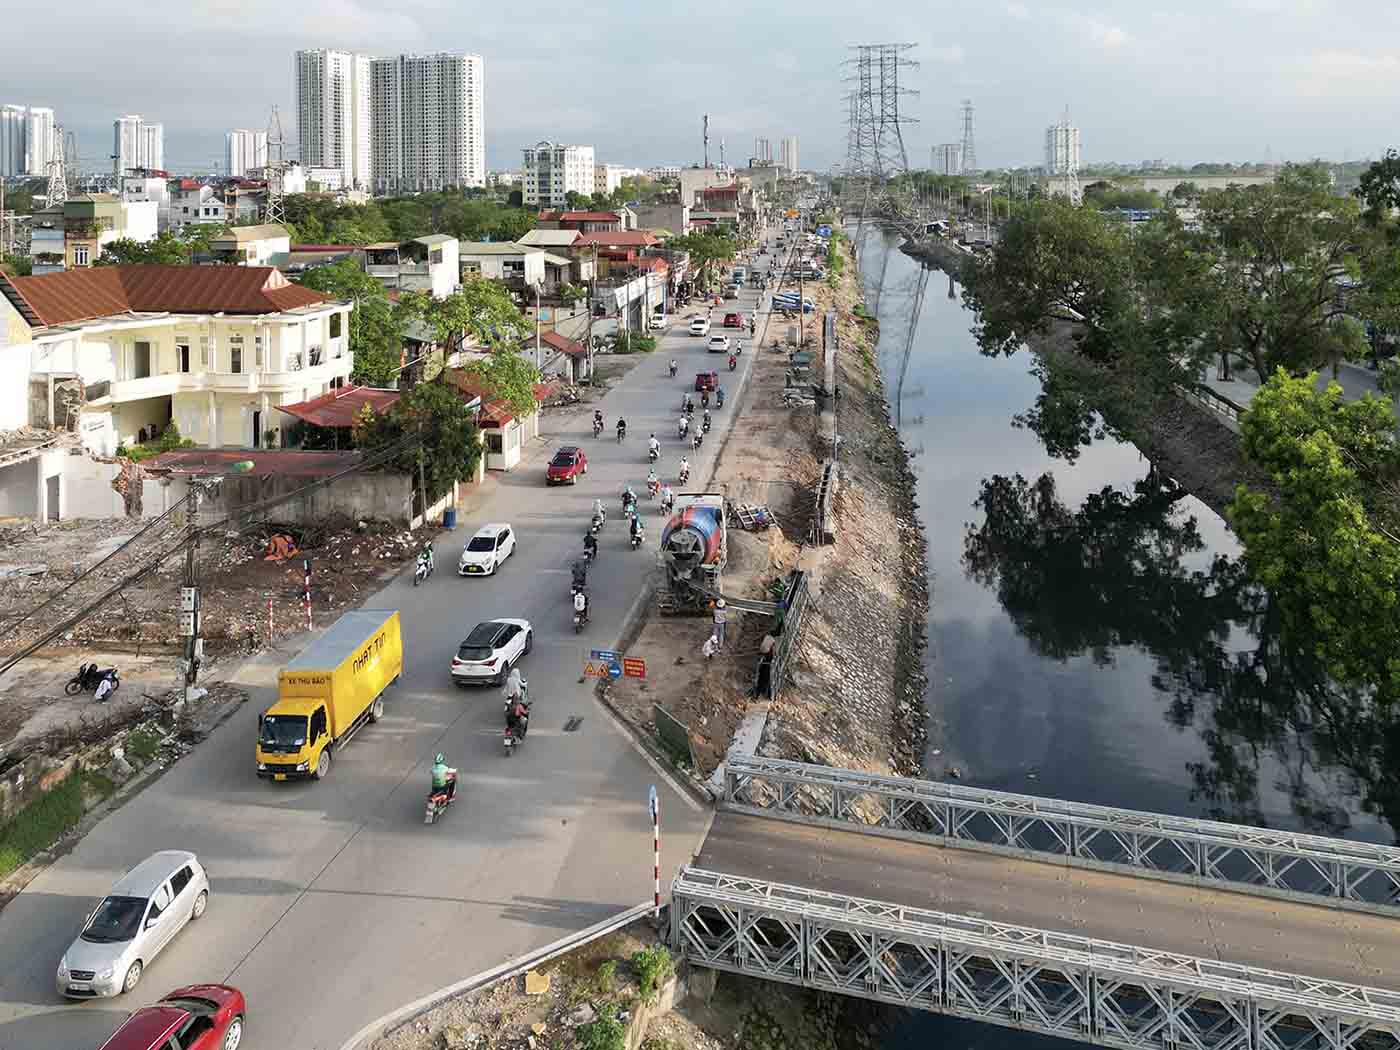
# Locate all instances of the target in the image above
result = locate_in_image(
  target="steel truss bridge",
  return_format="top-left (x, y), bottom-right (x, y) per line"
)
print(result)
top-left (671, 758), bottom-right (1400, 1050)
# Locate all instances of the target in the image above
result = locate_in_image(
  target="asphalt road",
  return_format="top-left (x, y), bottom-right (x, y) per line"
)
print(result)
top-left (699, 813), bottom-right (1400, 990)
top-left (0, 242), bottom-right (782, 1050)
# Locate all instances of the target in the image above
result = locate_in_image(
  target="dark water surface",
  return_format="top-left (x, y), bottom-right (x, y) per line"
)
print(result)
top-left (853, 229), bottom-right (1394, 1049)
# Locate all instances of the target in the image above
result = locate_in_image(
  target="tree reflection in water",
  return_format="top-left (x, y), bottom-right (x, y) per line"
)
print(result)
top-left (962, 468), bottom-right (1400, 841)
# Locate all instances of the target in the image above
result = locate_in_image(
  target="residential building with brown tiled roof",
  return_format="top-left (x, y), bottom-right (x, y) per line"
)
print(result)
top-left (0, 265), bottom-right (354, 460)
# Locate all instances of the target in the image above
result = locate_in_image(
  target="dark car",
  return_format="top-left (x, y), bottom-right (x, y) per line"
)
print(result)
top-left (694, 371), bottom-right (719, 392)
top-left (99, 984), bottom-right (246, 1050)
top-left (546, 446), bottom-right (588, 485)
top-left (722, 313), bottom-right (742, 328)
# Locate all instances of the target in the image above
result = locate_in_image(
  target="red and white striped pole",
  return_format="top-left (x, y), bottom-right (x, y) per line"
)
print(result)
top-left (267, 596), bottom-right (273, 646)
top-left (649, 784), bottom-right (661, 921)
top-left (302, 559), bottom-right (312, 631)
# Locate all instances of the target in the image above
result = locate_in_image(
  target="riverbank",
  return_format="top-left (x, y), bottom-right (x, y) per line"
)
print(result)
top-left (902, 235), bottom-right (1269, 522)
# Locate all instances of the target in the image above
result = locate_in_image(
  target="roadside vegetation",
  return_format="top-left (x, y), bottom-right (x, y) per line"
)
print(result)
top-left (0, 770), bottom-right (86, 879)
top-left (960, 157), bottom-right (1400, 722)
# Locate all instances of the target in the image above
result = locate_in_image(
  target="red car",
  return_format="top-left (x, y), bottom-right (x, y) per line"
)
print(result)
top-left (546, 446), bottom-right (588, 485)
top-left (694, 371), bottom-right (719, 392)
top-left (100, 984), bottom-right (246, 1050)
top-left (723, 312), bottom-right (743, 328)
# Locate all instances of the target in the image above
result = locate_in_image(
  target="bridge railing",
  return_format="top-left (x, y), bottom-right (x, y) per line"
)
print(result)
top-left (723, 756), bottom-right (1400, 913)
top-left (671, 867), bottom-right (1400, 1050)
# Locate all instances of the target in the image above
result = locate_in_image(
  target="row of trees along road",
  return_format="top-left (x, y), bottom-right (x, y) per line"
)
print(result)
top-left (961, 158), bottom-right (1400, 714)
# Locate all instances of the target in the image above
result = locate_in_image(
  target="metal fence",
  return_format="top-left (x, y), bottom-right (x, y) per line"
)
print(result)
top-left (724, 756), bottom-right (1400, 913)
top-left (765, 572), bottom-right (811, 700)
top-left (672, 868), bottom-right (1400, 1050)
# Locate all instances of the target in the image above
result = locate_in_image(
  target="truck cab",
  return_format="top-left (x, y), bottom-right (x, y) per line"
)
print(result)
top-left (256, 698), bottom-right (329, 781)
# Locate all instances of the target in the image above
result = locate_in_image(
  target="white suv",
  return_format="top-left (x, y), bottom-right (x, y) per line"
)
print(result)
top-left (689, 316), bottom-right (711, 336)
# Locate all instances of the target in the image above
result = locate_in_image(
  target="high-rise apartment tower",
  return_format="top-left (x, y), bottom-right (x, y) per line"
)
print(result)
top-left (370, 52), bottom-right (485, 193)
top-left (294, 49), bottom-right (372, 190)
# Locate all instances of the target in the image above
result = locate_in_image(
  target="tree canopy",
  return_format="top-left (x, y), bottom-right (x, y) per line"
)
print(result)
top-left (352, 381), bottom-right (481, 504)
top-left (459, 348), bottom-right (541, 417)
top-left (283, 190), bottom-right (535, 246)
top-left (96, 232), bottom-right (192, 266)
top-left (298, 260), bottom-right (404, 386)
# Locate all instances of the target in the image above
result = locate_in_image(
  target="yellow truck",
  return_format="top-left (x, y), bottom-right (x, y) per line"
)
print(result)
top-left (256, 609), bottom-right (403, 782)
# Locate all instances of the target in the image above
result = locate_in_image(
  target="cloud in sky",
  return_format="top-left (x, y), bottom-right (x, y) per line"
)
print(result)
top-left (1, 0), bottom-right (1395, 174)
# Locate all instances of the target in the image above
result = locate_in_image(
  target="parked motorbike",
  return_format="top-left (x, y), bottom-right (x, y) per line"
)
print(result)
top-left (424, 774), bottom-right (457, 824)
top-left (66, 663), bottom-right (119, 698)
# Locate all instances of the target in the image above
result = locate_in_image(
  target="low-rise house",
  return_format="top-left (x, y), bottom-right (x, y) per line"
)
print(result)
top-left (29, 194), bottom-right (159, 274)
top-left (445, 366), bottom-right (552, 473)
top-left (169, 180), bottom-right (226, 229)
top-left (209, 224), bottom-right (291, 267)
top-left (364, 235), bottom-right (460, 298)
top-left (535, 210), bottom-right (622, 234)
top-left (459, 241), bottom-right (546, 286)
top-left (632, 202), bottom-right (691, 236)
top-left (0, 265), bottom-right (353, 460)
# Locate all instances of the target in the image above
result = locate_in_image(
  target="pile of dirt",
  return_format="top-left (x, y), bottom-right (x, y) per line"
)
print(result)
top-left (605, 233), bottom-right (931, 781)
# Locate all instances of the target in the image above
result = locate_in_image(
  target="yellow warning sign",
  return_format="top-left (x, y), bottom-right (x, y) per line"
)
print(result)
top-left (583, 661), bottom-right (605, 678)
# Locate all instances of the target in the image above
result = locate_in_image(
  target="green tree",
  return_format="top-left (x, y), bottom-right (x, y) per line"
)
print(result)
top-left (299, 260), bottom-right (404, 385)
top-left (460, 348), bottom-right (540, 417)
top-left (1355, 149), bottom-right (1400, 225)
top-left (558, 282), bottom-right (587, 305)
top-left (1, 254), bottom-right (32, 276)
top-left (352, 381), bottom-right (481, 503)
top-left (1229, 370), bottom-right (1400, 700)
top-left (399, 277), bottom-right (530, 355)
top-left (667, 229), bottom-right (737, 289)
top-left (96, 232), bottom-right (192, 266)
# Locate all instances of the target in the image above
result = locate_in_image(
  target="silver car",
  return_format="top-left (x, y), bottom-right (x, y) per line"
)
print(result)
top-left (56, 850), bottom-right (210, 998)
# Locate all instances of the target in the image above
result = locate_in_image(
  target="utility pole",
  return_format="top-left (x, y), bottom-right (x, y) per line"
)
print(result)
top-left (586, 243), bottom-right (597, 383)
top-left (703, 115), bottom-right (710, 169)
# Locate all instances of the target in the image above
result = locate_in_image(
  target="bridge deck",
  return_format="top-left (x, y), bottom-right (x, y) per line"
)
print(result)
top-left (698, 812), bottom-right (1400, 991)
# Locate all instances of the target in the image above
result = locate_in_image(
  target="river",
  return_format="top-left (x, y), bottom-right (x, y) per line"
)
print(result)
top-left (855, 229), bottom-right (1395, 1050)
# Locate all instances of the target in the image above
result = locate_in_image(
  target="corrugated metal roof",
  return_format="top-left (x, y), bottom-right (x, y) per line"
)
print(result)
top-left (540, 331), bottom-right (587, 356)
top-left (212, 224), bottom-right (289, 244)
top-left (5, 265), bottom-right (329, 326)
top-left (518, 230), bottom-right (581, 246)
top-left (275, 386), bottom-right (400, 428)
top-left (413, 234), bottom-right (456, 246)
top-left (459, 241), bottom-right (533, 255)
top-left (141, 449), bottom-right (362, 477)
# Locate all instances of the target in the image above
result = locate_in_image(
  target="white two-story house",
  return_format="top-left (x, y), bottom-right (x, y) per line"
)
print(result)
top-left (0, 265), bottom-right (353, 456)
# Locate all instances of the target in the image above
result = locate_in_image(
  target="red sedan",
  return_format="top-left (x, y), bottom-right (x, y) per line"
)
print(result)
top-left (694, 371), bottom-right (719, 392)
top-left (100, 984), bottom-right (246, 1050)
top-left (722, 312), bottom-right (743, 328)
top-left (546, 446), bottom-right (588, 484)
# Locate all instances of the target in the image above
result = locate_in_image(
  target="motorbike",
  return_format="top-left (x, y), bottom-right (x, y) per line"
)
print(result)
top-left (502, 700), bottom-right (531, 756)
top-left (66, 663), bottom-right (120, 698)
top-left (616, 425), bottom-right (626, 444)
top-left (700, 391), bottom-right (710, 408)
top-left (702, 414), bottom-right (712, 434)
top-left (630, 526), bottom-right (645, 551)
top-left (678, 418), bottom-right (689, 439)
top-left (692, 431), bottom-right (704, 451)
top-left (647, 477), bottom-right (660, 499)
top-left (716, 389), bottom-right (726, 408)
top-left (583, 543), bottom-right (597, 563)
top-left (648, 445), bottom-right (659, 464)
top-left (728, 356), bottom-right (737, 372)
top-left (621, 491), bottom-right (638, 516)
top-left (413, 553), bottom-right (434, 587)
top-left (590, 511), bottom-right (606, 535)
top-left (424, 773), bottom-right (457, 824)
top-left (679, 466), bottom-right (691, 485)
top-left (593, 418), bottom-right (603, 438)
top-left (669, 361), bottom-right (678, 378)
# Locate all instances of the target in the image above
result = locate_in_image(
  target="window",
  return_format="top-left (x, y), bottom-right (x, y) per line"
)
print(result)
top-left (254, 338), bottom-right (264, 368)
top-left (177, 343), bottom-right (190, 373)
top-left (486, 432), bottom-right (503, 453)
top-left (230, 347), bottom-right (242, 374)
top-left (309, 706), bottom-right (327, 742)
top-left (132, 341), bottom-right (151, 379)
top-left (72, 244), bottom-right (90, 267)
top-left (200, 338), bottom-right (211, 367)
top-left (170, 866), bottom-right (193, 898)
top-left (147, 881), bottom-right (172, 923)
top-left (329, 313), bottom-right (342, 339)
top-left (175, 1015), bottom-right (216, 1049)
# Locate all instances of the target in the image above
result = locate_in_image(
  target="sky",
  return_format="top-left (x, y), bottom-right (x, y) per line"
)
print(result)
top-left (3, 0), bottom-right (1399, 176)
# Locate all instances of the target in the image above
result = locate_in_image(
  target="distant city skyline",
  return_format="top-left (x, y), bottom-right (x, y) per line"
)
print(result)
top-left (5, 0), bottom-right (1397, 178)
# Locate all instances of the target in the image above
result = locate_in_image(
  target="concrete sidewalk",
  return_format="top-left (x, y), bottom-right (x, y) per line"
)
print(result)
top-left (1203, 359), bottom-right (1396, 416)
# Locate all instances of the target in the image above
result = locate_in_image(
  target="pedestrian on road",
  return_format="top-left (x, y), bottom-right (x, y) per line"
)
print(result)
top-left (712, 598), bottom-right (727, 647)
top-left (702, 633), bottom-right (719, 661)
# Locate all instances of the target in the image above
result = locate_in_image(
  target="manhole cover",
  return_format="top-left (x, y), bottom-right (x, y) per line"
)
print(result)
top-left (563, 716), bottom-right (584, 733)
